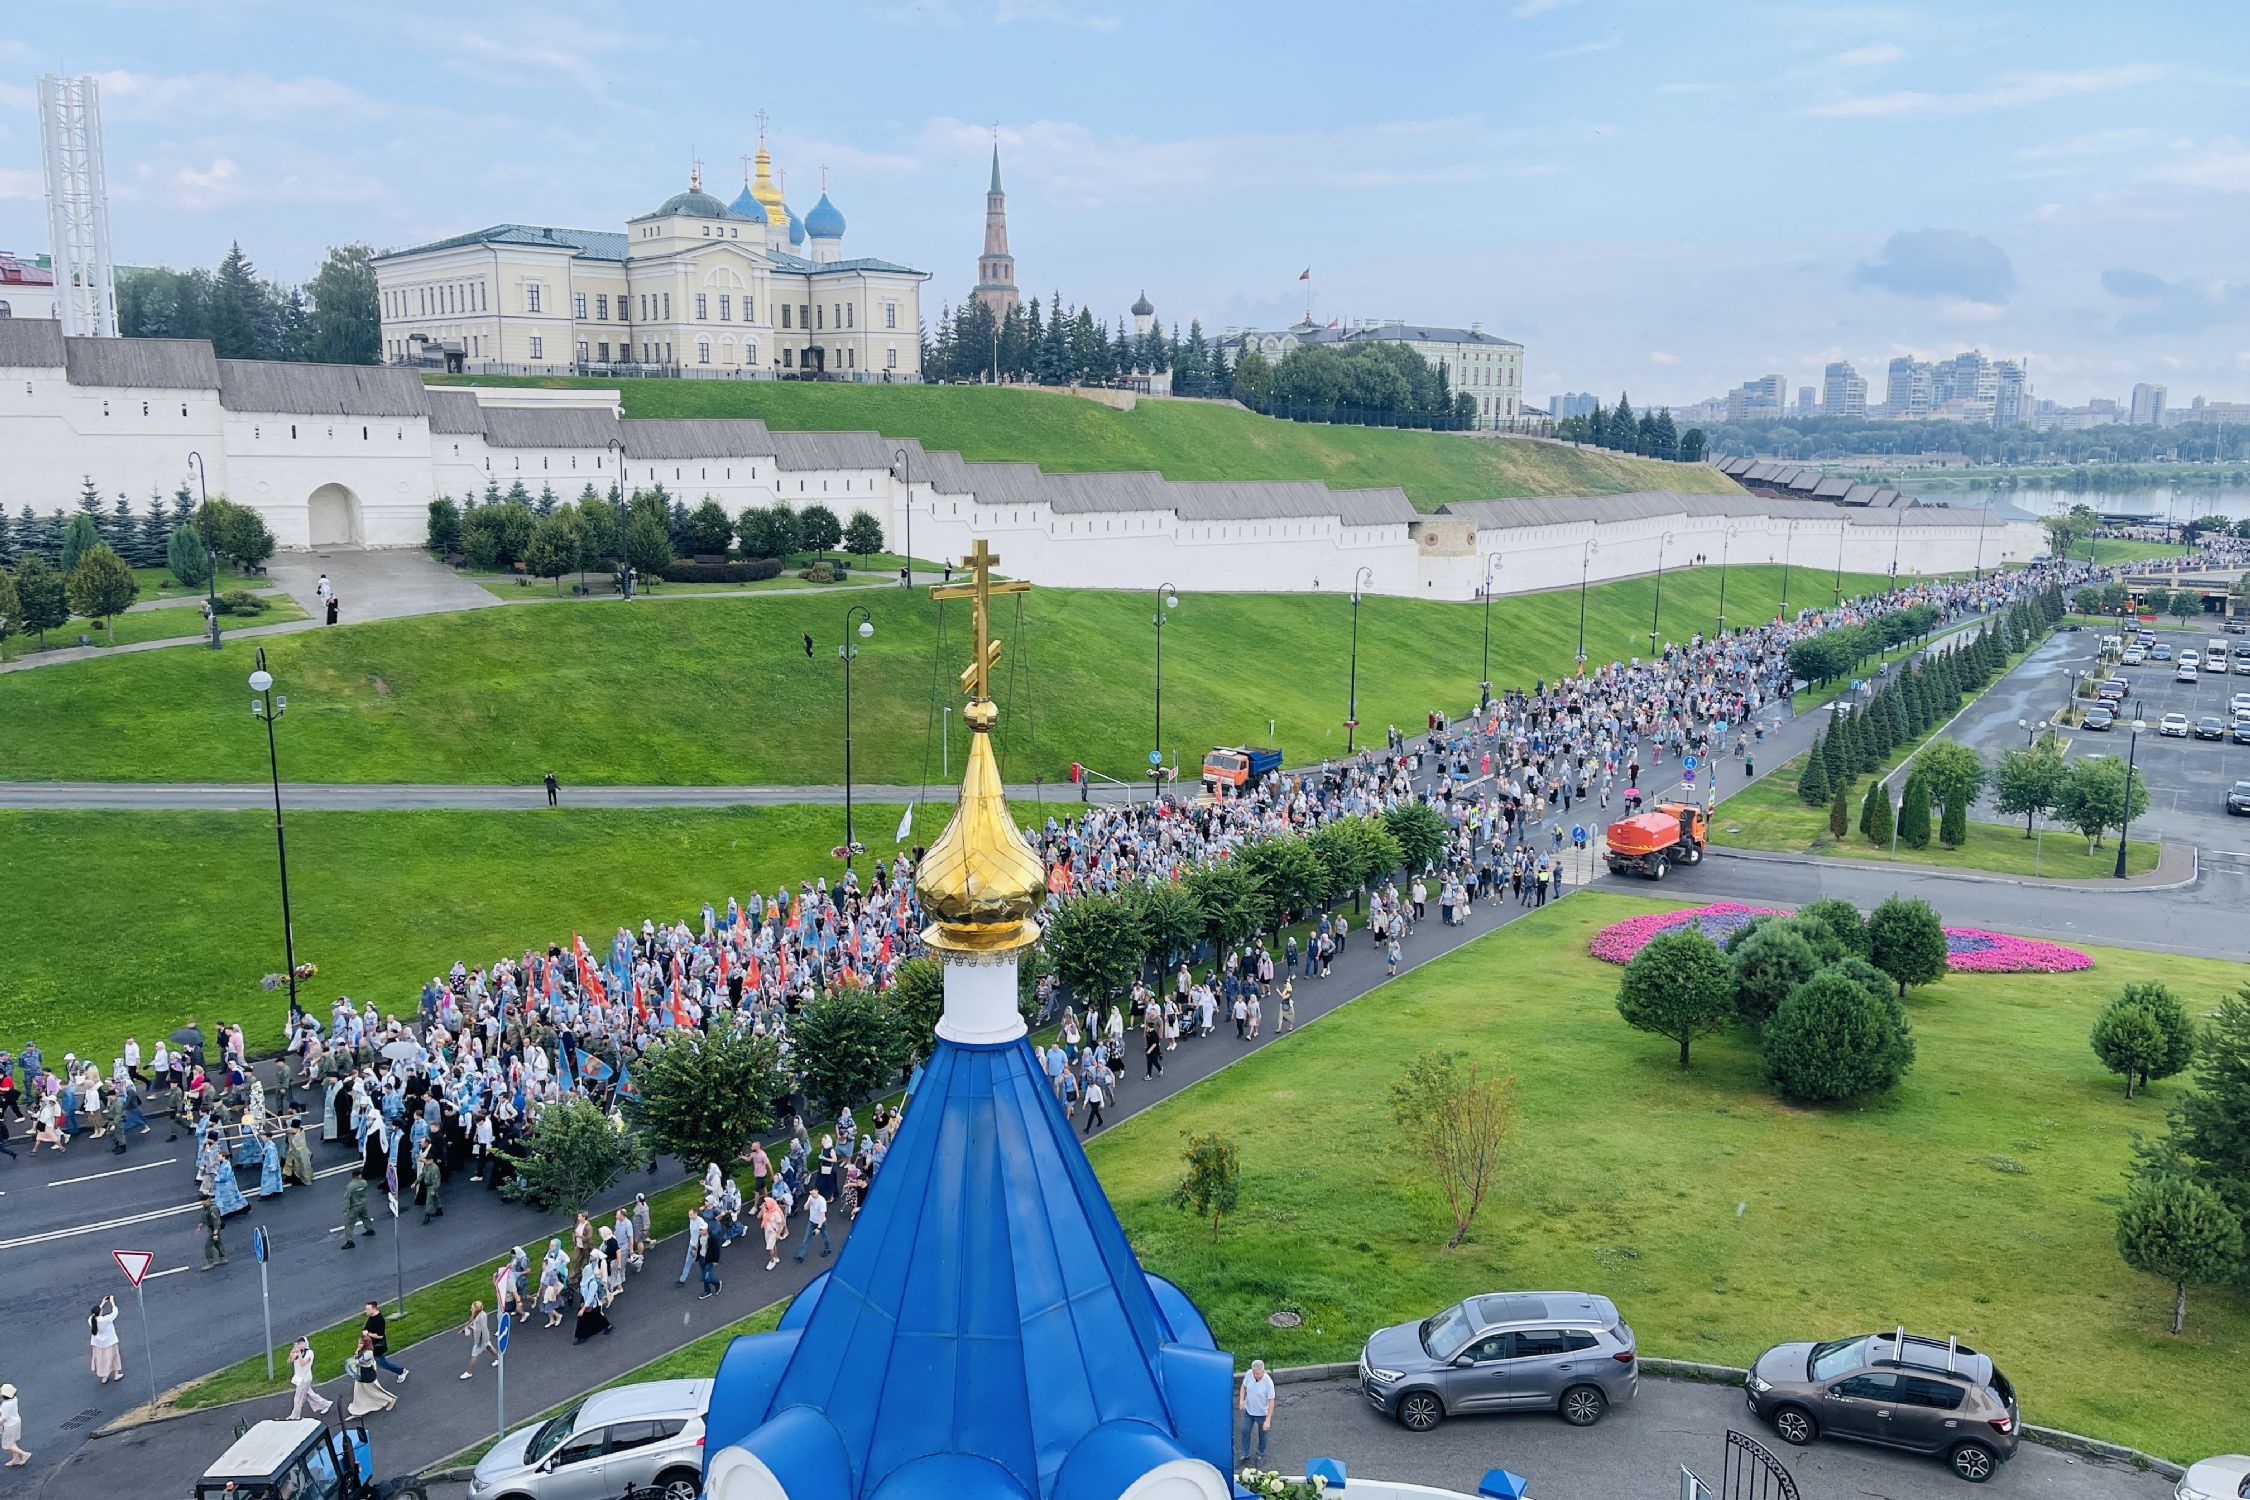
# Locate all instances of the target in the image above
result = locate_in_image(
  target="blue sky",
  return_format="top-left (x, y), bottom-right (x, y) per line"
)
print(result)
top-left (3, 0), bottom-right (2246, 408)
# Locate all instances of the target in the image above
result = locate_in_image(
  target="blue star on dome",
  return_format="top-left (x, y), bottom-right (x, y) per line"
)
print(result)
top-left (805, 192), bottom-right (845, 240)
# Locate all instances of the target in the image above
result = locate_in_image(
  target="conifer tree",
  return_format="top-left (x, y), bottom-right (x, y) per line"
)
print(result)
top-left (1899, 774), bottom-right (1933, 849)
top-left (1798, 734), bottom-right (1833, 807)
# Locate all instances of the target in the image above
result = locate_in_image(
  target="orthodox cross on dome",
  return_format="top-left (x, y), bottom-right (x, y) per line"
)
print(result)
top-left (740, 151), bottom-right (752, 185)
top-left (754, 108), bottom-right (769, 145)
top-left (928, 539), bottom-right (1030, 704)
top-left (690, 153), bottom-right (703, 190)
top-left (819, 162), bottom-right (830, 190)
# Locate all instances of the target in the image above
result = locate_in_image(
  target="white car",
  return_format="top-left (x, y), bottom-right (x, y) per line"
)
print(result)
top-left (2175, 1453), bottom-right (2250, 1500)
top-left (2122, 648), bottom-right (2147, 664)
top-left (2178, 664), bottom-right (2200, 684)
top-left (2160, 713), bottom-right (2193, 737)
top-left (2180, 649), bottom-right (2201, 669)
top-left (2232, 693), bottom-right (2250, 716)
top-left (2207, 654), bottom-right (2229, 675)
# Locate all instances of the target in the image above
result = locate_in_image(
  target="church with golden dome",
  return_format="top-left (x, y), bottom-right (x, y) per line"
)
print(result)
top-left (372, 125), bottom-right (928, 380)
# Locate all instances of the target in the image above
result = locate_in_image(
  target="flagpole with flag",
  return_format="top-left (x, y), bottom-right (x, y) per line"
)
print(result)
top-left (1299, 266), bottom-right (1312, 325)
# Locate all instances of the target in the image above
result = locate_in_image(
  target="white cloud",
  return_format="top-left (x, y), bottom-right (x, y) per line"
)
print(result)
top-left (1940, 298), bottom-right (2008, 323)
top-left (92, 69), bottom-right (388, 126)
top-left (993, 0), bottom-right (1119, 31)
top-left (1511, 0), bottom-right (1585, 17)
top-left (0, 81), bottom-right (36, 110)
top-left (174, 158), bottom-right (249, 208)
top-left (1649, 351), bottom-right (1680, 365)
top-left (2158, 137), bottom-right (2250, 192)
top-left (1542, 37), bottom-right (1617, 59)
top-left (1833, 42), bottom-right (1905, 67)
top-left (1807, 63), bottom-right (2167, 118)
top-left (2015, 127), bottom-right (2155, 161)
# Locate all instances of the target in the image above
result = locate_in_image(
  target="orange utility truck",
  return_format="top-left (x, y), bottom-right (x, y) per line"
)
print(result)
top-left (1603, 802), bottom-right (1709, 880)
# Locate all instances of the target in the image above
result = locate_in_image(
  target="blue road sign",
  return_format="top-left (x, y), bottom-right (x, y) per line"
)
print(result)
top-left (1570, 824), bottom-right (1587, 845)
top-left (1147, 750), bottom-right (1163, 765)
top-left (496, 1312), bottom-right (510, 1355)
top-left (252, 1226), bottom-right (269, 1264)
top-left (1683, 768), bottom-right (1696, 784)
top-left (1682, 754), bottom-right (1698, 771)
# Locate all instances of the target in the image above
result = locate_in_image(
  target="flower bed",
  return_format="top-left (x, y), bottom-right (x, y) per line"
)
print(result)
top-left (1941, 927), bottom-right (2095, 974)
top-left (1590, 902), bottom-right (2093, 973)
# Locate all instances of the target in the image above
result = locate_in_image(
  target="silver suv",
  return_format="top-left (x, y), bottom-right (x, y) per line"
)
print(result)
top-left (1360, 1291), bottom-right (1638, 1432)
top-left (470, 1379), bottom-right (709, 1500)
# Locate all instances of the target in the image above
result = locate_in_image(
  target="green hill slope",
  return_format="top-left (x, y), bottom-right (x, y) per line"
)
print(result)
top-left (0, 563), bottom-right (1889, 786)
top-left (428, 376), bottom-right (1734, 510)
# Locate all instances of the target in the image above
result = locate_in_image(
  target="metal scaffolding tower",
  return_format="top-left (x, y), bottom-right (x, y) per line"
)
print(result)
top-left (38, 73), bottom-right (120, 338)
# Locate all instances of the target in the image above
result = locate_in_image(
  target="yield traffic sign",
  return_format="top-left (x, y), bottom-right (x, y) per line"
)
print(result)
top-left (112, 1249), bottom-right (155, 1287)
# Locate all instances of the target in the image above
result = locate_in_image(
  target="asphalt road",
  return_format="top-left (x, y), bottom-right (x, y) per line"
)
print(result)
top-left (1250, 1375), bottom-right (2177, 1500)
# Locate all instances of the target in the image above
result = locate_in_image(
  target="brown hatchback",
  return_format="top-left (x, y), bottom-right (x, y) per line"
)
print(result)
top-left (1744, 1329), bottom-right (2019, 1483)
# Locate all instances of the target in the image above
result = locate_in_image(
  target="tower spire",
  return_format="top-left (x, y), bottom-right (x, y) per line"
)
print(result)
top-left (972, 132), bottom-right (1018, 322)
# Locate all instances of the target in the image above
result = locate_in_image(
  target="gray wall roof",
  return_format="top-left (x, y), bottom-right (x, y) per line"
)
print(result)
top-left (65, 336), bottom-right (219, 390)
top-left (425, 388), bottom-right (485, 434)
top-left (216, 360), bottom-right (430, 417)
top-left (0, 319), bottom-right (66, 368)
top-left (481, 405), bottom-right (620, 448)
top-left (620, 417), bottom-right (777, 459)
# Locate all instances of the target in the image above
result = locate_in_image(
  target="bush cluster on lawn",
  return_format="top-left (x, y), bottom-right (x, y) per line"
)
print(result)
top-left (660, 559), bottom-right (785, 584)
top-left (429, 479), bottom-right (888, 579)
top-left (1617, 894), bottom-right (1943, 1103)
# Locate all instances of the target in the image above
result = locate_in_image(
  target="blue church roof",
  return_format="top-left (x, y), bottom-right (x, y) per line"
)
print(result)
top-left (806, 192), bottom-right (846, 239)
top-left (729, 186), bottom-right (768, 222)
top-left (786, 207), bottom-right (806, 246)
top-left (702, 1036), bottom-right (1236, 1500)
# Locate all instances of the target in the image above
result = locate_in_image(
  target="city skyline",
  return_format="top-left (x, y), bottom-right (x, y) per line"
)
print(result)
top-left (1, 0), bottom-right (2245, 406)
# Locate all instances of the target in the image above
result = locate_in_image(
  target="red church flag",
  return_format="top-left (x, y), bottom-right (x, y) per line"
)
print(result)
top-left (1298, 267), bottom-right (1311, 280)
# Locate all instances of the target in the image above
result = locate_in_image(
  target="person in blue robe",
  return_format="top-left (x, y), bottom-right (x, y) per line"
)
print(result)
top-left (210, 1148), bottom-right (250, 1215)
top-left (258, 1132), bottom-right (284, 1197)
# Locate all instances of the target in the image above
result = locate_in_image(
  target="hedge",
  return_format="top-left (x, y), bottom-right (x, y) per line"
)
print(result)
top-left (659, 558), bottom-right (784, 584)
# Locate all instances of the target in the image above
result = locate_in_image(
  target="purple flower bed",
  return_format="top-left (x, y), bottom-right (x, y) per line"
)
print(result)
top-left (1590, 903), bottom-right (2094, 974)
top-left (1941, 927), bottom-right (2094, 974)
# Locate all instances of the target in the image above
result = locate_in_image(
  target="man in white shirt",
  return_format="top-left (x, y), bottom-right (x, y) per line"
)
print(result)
top-left (794, 1187), bottom-right (832, 1261)
top-left (1238, 1358), bottom-right (1276, 1462)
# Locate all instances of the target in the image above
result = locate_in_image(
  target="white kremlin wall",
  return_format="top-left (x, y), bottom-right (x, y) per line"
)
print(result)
top-left (0, 323), bottom-right (2045, 599)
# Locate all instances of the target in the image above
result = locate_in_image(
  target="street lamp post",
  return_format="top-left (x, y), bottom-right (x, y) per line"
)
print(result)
top-left (605, 436), bottom-right (631, 596)
top-left (186, 450), bottom-right (221, 649)
top-left (1974, 505), bottom-right (1991, 581)
top-left (1833, 521), bottom-right (1847, 607)
top-left (247, 648), bottom-right (300, 1025)
top-left (1345, 566), bottom-right (1373, 753)
top-left (1716, 525), bottom-right (1736, 635)
top-left (1890, 506), bottom-right (1906, 584)
top-left (1478, 553), bottom-right (1502, 709)
top-left (839, 605), bottom-right (875, 871)
top-left (1152, 580), bottom-right (1179, 796)
top-left (2114, 717), bottom-right (2147, 879)
top-left (893, 446), bottom-right (912, 588)
top-left (1780, 519), bottom-right (1799, 620)
top-left (1650, 531), bottom-right (1675, 658)
top-left (1575, 537), bottom-right (1600, 668)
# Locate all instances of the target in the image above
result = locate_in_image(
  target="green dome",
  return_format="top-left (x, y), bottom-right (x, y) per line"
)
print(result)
top-left (655, 187), bottom-right (733, 219)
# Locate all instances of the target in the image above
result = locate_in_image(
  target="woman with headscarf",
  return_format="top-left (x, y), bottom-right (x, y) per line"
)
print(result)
top-left (815, 1135), bottom-right (839, 1202)
top-left (759, 1192), bottom-right (787, 1271)
top-left (258, 1126), bottom-right (285, 1199)
top-left (345, 1331), bottom-right (397, 1416)
top-left (287, 1336), bottom-right (333, 1418)
top-left (572, 1260), bottom-right (612, 1343)
top-left (1, 1382), bottom-right (28, 1466)
top-left (538, 1241), bottom-right (567, 1328)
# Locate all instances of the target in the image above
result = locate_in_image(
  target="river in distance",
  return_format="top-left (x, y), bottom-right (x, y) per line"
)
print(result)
top-left (1971, 486), bottom-right (2250, 524)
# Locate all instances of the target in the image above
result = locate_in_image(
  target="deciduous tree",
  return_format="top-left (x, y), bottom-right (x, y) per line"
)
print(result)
top-left (1866, 895), bottom-right (1948, 999)
top-left (1388, 1052), bottom-right (1519, 1249)
top-left (1167, 1132), bottom-right (1241, 1242)
top-left (1615, 928), bottom-right (1734, 1069)
top-left (501, 1094), bottom-right (641, 1215)
top-left (2116, 1173), bottom-right (2243, 1334)
top-left (66, 543), bottom-right (137, 644)
top-left (626, 1025), bottom-right (786, 1175)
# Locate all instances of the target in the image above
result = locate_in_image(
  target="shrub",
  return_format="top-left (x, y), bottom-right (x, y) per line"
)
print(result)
top-left (659, 558), bottom-right (783, 584)
top-left (797, 561), bottom-right (842, 584)
top-left (1867, 895), bottom-right (1949, 998)
top-left (2090, 984), bottom-right (2198, 1099)
top-left (843, 509), bottom-right (884, 556)
top-left (1795, 897), bottom-right (1870, 959)
top-left (1615, 928), bottom-right (1734, 1069)
top-left (166, 523), bottom-right (212, 588)
top-left (2115, 1173), bottom-right (2244, 1334)
top-left (1761, 966), bottom-right (1916, 1103)
top-left (1729, 920), bottom-right (1821, 1029)
top-left (426, 496), bottom-right (462, 555)
top-left (214, 589), bottom-right (268, 616)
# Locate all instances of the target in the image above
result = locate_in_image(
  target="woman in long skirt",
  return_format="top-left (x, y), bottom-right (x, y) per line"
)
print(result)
top-left (284, 1118), bottom-right (315, 1187)
top-left (572, 1262), bottom-right (612, 1344)
top-left (322, 1077), bottom-right (344, 1143)
top-left (209, 1145), bottom-right (250, 1216)
top-left (88, 1297), bottom-right (123, 1384)
top-left (345, 1333), bottom-right (396, 1417)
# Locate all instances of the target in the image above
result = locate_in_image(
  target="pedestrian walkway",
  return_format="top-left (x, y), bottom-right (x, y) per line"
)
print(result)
top-left (266, 547), bottom-right (503, 624)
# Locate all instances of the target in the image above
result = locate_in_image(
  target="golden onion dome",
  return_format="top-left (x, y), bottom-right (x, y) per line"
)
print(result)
top-left (750, 145), bottom-right (786, 229)
top-left (917, 701), bottom-right (1045, 954)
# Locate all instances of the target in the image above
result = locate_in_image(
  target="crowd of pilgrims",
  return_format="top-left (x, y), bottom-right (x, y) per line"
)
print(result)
top-left (0, 561), bottom-right (2067, 1244)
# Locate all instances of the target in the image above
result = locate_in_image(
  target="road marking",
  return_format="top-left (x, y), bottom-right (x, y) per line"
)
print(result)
top-left (48, 1157), bottom-right (178, 1187)
top-left (145, 1265), bottom-right (189, 1280)
top-left (0, 1200), bottom-right (203, 1250)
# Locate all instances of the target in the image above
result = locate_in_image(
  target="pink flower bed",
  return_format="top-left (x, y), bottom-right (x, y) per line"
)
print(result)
top-left (1589, 902), bottom-right (2093, 974)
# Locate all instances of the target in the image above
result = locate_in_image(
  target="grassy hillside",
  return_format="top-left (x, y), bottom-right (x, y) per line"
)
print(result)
top-left (0, 563), bottom-right (1895, 785)
top-left (427, 376), bottom-right (1735, 510)
top-left (1091, 892), bottom-right (2250, 1463)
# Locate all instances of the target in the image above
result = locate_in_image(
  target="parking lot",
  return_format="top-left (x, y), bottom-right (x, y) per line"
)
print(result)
top-left (1240, 1373), bottom-right (2176, 1500)
top-left (1952, 624), bottom-right (2250, 856)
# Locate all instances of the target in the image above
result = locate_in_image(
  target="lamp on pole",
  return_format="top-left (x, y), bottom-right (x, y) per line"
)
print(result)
top-left (1345, 566), bottom-right (1373, 754)
top-left (605, 436), bottom-right (631, 596)
top-left (1152, 580), bottom-right (1179, 795)
top-left (1717, 525), bottom-right (1736, 635)
top-left (1575, 537), bottom-right (1600, 669)
top-left (1974, 504), bottom-right (1991, 581)
top-left (247, 647), bottom-right (300, 1026)
top-left (1890, 506), bottom-right (1906, 584)
top-left (187, 450), bottom-right (221, 649)
top-left (1832, 519), bottom-right (1847, 607)
top-left (839, 605), bottom-right (875, 871)
top-left (1780, 519), bottom-right (1799, 620)
top-left (892, 446), bottom-right (912, 588)
top-left (1650, 530), bottom-right (1676, 658)
top-left (1478, 552), bottom-right (1503, 710)
top-left (2114, 716), bottom-right (2147, 879)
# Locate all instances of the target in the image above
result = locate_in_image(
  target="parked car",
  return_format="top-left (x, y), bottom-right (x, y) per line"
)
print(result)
top-left (2097, 678), bottom-right (2129, 702)
top-left (2177, 1453), bottom-right (2250, 1500)
top-left (2196, 717), bottom-right (2228, 741)
top-left (2151, 643), bottom-right (2174, 661)
top-left (1745, 1329), bottom-right (2019, 1484)
top-left (2081, 706), bottom-right (2115, 731)
top-left (2230, 620), bottom-right (2250, 634)
top-left (2229, 781), bottom-right (2250, 816)
top-left (2178, 664), bottom-right (2200, 684)
top-left (2122, 647), bottom-right (2147, 664)
top-left (2181, 649), bottom-right (2201, 669)
top-left (2206, 654), bottom-right (2229, 675)
top-left (1360, 1291), bottom-right (1638, 1432)
top-left (2161, 713), bottom-right (2193, 738)
top-left (2233, 717), bottom-right (2250, 746)
top-left (469, 1380), bottom-right (708, 1500)
top-left (2231, 693), bottom-right (2250, 716)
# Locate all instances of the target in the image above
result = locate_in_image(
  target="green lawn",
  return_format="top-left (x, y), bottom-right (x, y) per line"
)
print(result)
top-left (0, 564), bottom-right (1902, 785)
top-left (131, 566), bottom-right (273, 599)
top-left (1089, 893), bottom-right (2250, 1463)
top-left (2088, 539), bottom-right (2192, 565)
top-left (0, 805), bottom-right (906, 1062)
top-left (2, 595), bottom-right (307, 657)
top-left (429, 377), bottom-right (1735, 512)
top-left (1713, 759), bottom-right (2161, 878)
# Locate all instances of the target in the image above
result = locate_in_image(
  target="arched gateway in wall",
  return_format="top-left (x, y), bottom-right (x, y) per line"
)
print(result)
top-left (307, 483), bottom-right (363, 546)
